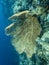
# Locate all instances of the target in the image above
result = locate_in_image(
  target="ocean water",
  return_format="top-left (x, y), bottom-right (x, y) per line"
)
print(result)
top-left (0, 1), bottom-right (19, 65)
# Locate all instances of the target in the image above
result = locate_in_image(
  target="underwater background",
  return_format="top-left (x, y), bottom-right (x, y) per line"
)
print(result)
top-left (0, 0), bottom-right (19, 65)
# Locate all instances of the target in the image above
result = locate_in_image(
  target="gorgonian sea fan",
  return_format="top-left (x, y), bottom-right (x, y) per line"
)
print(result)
top-left (5, 11), bottom-right (42, 58)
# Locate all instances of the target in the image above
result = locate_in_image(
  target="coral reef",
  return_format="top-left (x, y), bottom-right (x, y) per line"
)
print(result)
top-left (5, 0), bottom-right (49, 65)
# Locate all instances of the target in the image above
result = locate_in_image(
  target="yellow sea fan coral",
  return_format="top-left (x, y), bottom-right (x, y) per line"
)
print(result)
top-left (5, 11), bottom-right (42, 58)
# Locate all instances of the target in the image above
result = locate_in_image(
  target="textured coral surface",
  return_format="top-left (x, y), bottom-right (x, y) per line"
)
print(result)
top-left (5, 11), bottom-right (41, 58)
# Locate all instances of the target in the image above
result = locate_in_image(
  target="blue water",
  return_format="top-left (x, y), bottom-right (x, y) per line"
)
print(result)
top-left (0, 1), bottom-right (19, 65)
